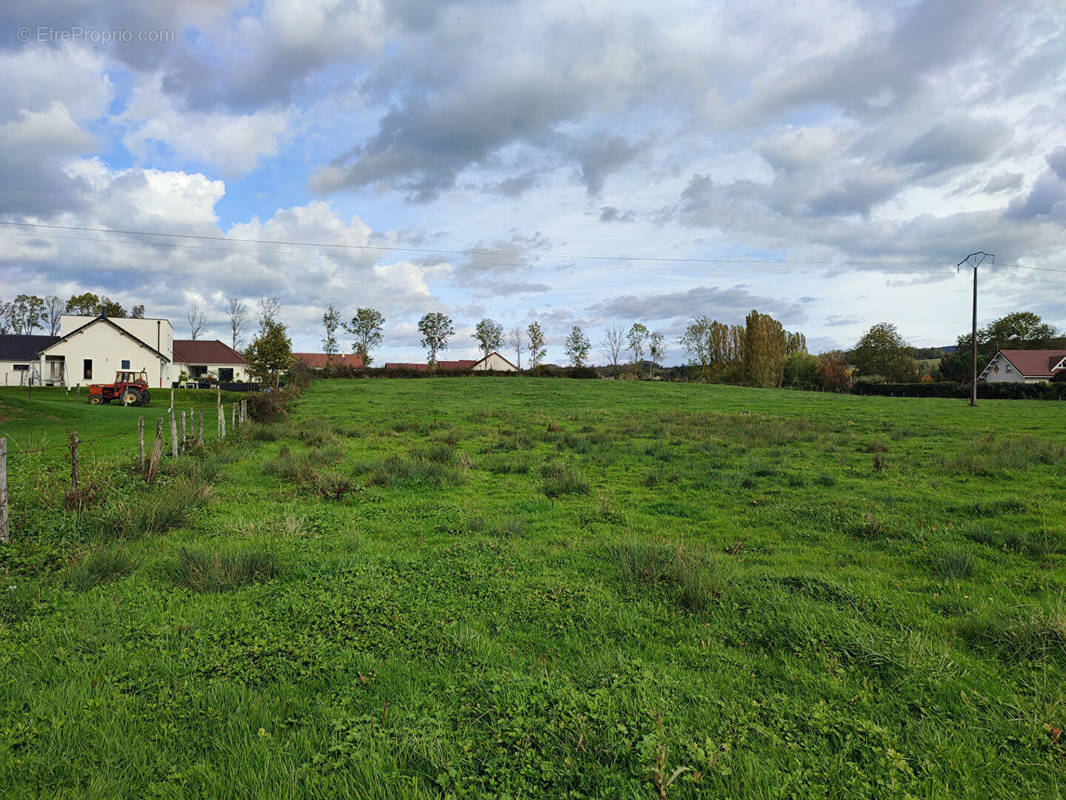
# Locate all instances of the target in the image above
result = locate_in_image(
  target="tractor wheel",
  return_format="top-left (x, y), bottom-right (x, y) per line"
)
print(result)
top-left (120, 388), bottom-right (141, 406)
top-left (140, 389), bottom-right (151, 406)
top-left (89, 395), bottom-right (103, 405)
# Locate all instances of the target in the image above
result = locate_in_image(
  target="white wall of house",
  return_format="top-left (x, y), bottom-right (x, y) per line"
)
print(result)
top-left (0, 359), bottom-right (33, 386)
top-left (41, 320), bottom-right (173, 388)
top-left (174, 362), bottom-right (251, 382)
top-left (472, 352), bottom-right (518, 371)
top-left (60, 315), bottom-right (174, 357)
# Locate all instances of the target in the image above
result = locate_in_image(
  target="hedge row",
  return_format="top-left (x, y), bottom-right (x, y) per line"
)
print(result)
top-left (852, 381), bottom-right (1066, 400)
top-left (316, 365), bottom-right (600, 379)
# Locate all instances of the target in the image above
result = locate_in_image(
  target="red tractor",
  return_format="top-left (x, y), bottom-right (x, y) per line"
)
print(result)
top-left (88, 370), bottom-right (152, 406)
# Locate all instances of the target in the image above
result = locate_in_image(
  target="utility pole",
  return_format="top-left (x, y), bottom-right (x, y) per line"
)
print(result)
top-left (956, 252), bottom-right (994, 407)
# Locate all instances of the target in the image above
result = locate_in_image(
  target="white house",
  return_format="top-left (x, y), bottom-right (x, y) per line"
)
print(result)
top-left (173, 340), bottom-right (250, 382)
top-left (979, 349), bottom-right (1066, 384)
top-left (0, 335), bottom-right (59, 385)
top-left (38, 315), bottom-right (173, 388)
top-left (471, 352), bottom-right (519, 371)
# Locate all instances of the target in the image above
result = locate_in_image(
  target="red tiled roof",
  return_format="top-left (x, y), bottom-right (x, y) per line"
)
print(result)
top-left (292, 352), bottom-right (365, 369)
top-left (173, 339), bottom-right (247, 365)
top-left (384, 360), bottom-right (478, 371)
top-left (998, 349), bottom-right (1066, 377)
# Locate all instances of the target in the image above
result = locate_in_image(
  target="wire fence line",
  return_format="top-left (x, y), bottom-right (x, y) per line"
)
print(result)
top-left (0, 398), bottom-right (251, 544)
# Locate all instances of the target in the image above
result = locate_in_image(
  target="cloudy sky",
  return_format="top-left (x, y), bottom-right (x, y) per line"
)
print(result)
top-left (1, 0), bottom-right (1065, 362)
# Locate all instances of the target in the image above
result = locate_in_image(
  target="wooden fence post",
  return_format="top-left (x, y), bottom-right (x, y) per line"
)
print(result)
top-left (0, 438), bottom-right (8, 544)
top-left (220, 404), bottom-right (226, 440)
top-left (75, 385), bottom-right (80, 404)
top-left (231, 403), bottom-right (236, 431)
top-left (149, 418), bottom-right (163, 481)
top-left (170, 385), bottom-right (175, 410)
top-left (138, 416), bottom-right (145, 470)
top-left (69, 431), bottom-right (79, 498)
top-left (179, 411), bottom-right (187, 453)
top-left (198, 411), bottom-right (204, 447)
top-left (169, 408), bottom-right (178, 458)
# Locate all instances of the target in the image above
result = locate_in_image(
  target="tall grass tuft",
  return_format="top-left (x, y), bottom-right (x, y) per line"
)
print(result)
top-left (609, 538), bottom-right (726, 612)
top-left (540, 462), bottom-right (589, 497)
top-left (171, 547), bottom-right (276, 592)
top-left (960, 601), bottom-right (1066, 663)
top-left (64, 547), bottom-right (136, 591)
top-left (93, 476), bottom-right (211, 540)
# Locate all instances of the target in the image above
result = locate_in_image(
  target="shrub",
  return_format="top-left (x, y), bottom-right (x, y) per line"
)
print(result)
top-left (64, 547), bottom-right (136, 591)
top-left (540, 462), bottom-right (589, 497)
top-left (171, 547), bottom-right (276, 592)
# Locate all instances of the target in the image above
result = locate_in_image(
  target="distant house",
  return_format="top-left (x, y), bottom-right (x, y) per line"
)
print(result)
top-left (0, 334), bottom-right (59, 385)
top-left (979, 349), bottom-right (1066, 384)
top-left (293, 352), bottom-right (365, 370)
top-left (38, 315), bottom-right (173, 388)
top-left (384, 359), bottom-right (478, 371)
top-left (383, 353), bottom-right (519, 372)
top-left (472, 352), bottom-right (519, 371)
top-left (174, 340), bottom-right (250, 383)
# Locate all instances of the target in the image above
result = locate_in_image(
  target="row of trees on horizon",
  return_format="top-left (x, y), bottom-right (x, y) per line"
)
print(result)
top-left (2, 291), bottom-right (1061, 389)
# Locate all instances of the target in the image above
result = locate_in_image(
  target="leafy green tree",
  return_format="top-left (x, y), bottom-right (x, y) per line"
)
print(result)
top-left (527, 321), bottom-right (547, 368)
top-left (245, 319), bottom-right (294, 386)
top-left (65, 292), bottom-right (100, 315)
top-left (130, 304), bottom-right (145, 319)
top-left (742, 310), bottom-right (787, 387)
top-left (851, 322), bottom-right (917, 382)
top-left (6, 294), bottom-right (45, 335)
top-left (472, 318), bottom-right (504, 358)
top-left (649, 331), bottom-right (666, 365)
top-left (783, 352), bottom-right (820, 389)
top-left (322, 304), bottom-right (340, 361)
top-left (565, 326), bottom-right (591, 367)
top-left (626, 323), bottom-right (649, 363)
top-left (418, 312), bottom-right (455, 366)
top-left (679, 316), bottom-right (746, 382)
top-left (343, 307), bottom-right (385, 366)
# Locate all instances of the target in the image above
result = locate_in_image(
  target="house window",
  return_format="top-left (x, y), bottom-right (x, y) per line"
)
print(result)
top-left (83, 359), bottom-right (92, 380)
top-left (191, 365), bottom-right (208, 378)
top-left (12, 364), bottom-right (28, 371)
top-left (1005, 366), bottom-right (1012, 373)
top-left (121, 359), bottom-right (131, 369)
top-left (219, 368), bottom-right (234, 381)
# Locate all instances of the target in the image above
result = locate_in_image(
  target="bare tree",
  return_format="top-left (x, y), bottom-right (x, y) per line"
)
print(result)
top-left (186, 304), bottom-right (208, 340)
top-left (257, 296), bottom-right (281, 328)
top-left (507, 326), bottom-right (523, 369)
top-left (601, 323), bottom-right (625, 367)
top-left (44, 295), bottom-right (64, 336)
top-left (226, 297), bottom-right (249, 350)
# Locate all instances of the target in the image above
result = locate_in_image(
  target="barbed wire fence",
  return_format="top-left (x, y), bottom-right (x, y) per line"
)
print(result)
top-left (0, 397), bottom-right (250, 544)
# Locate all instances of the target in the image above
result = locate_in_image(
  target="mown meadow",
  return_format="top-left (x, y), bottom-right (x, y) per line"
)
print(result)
top-left (1, 378), bottom-right (1064, 798)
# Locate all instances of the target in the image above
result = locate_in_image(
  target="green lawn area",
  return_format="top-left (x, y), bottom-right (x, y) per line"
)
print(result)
top-left (1, 378), bottom-right (1064, 798)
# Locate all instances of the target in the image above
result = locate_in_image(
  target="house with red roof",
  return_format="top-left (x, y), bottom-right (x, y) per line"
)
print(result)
top-left (383, 353), bottom-right (518, 372)
top-left (979, 349), bottom-right (1066, 384)
top-left (292, 352), bottom-right (365, 370)
top-left (173, 339), bottom-right (250, 383)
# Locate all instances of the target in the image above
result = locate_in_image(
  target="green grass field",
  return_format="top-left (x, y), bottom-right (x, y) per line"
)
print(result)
top-left (1, 378), bottom-right (1064, 798)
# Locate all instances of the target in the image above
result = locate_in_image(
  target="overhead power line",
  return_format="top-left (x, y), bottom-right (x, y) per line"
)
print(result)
top-left (1, 219), bottom-right (1065, 275)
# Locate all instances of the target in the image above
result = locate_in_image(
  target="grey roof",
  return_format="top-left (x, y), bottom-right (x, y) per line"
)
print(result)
top-left (0, 334), bottom-right (59, 361)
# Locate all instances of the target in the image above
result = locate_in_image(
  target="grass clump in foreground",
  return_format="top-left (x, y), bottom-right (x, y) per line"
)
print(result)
top-left (63, 546), bottom-right (136, 591)
top-left (540, 461), bottom-right (589, 497)
top-left (609, 538), bottom-right (726, 612)
top-left (92, 475), bottom-right (212, 540)
top-left (171, 546), bottom-right (276, 592)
